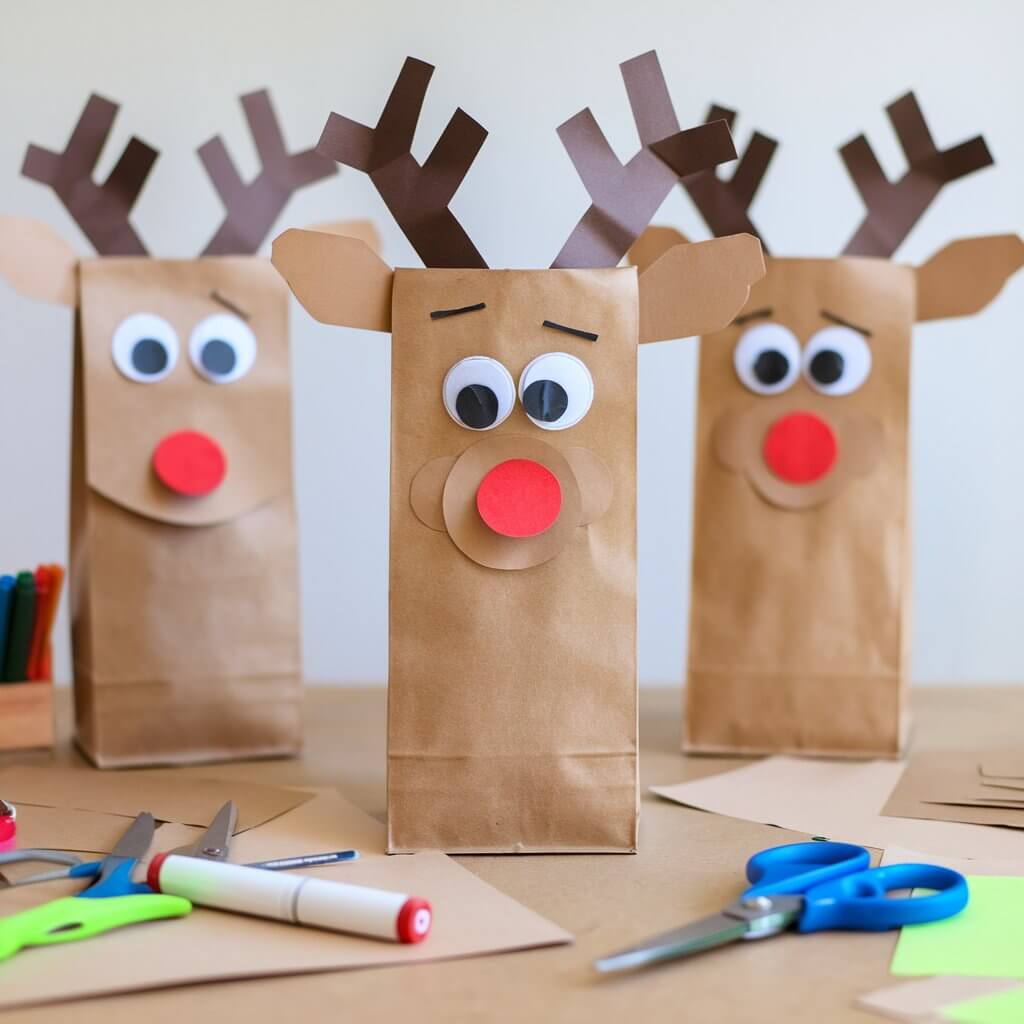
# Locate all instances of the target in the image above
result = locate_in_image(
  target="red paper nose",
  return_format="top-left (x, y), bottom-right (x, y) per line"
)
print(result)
top-left (476, 459), bottom-right (562, 538)
top-left (763, 412), bottom-right (837, 484)
top-left (152, 430), bottom-right (227, 497)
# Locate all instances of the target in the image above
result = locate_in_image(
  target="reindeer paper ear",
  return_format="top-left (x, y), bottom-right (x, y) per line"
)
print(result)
top-left (0, 216), bottom-right (77, 306)
top-left (915, 235), bottom-right (1024, 322)
top-left (638, 234), bottom-right (765, 343)
top-left (272, 228), bottom-right (393, 332)
top-left (628, 226), bottom-right (690, 273)
top-left (199, 90), bottom-right (338, 256)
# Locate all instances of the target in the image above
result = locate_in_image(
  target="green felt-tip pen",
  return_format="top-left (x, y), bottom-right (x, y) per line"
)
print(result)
top-left (3, 572), bottom-right (36, 683)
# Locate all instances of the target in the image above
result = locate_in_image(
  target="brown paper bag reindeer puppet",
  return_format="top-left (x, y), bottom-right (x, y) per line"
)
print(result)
top-left (632, 94), bottom-right (1024, 757)
top-left (274, 53), bottom-right (764, 852)
top-left (0, 92), bottom-right (364, 766)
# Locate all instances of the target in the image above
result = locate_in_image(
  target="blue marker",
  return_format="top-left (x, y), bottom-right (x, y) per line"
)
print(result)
top-left (0, 577), bottom-right (14, 682)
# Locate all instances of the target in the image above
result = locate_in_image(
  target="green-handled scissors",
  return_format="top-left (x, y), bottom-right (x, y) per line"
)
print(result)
top-left (0, 812), bottom-right (190, 960)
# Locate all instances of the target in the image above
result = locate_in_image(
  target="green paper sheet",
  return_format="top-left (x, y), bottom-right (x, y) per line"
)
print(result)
top-left (891, 877), bottom-right (1024, 980)
top-left (944, 986), bottom-right (1024, 1023)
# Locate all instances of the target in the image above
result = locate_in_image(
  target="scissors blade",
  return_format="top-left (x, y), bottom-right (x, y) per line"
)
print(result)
top-left (168, 801), bottom-right (237, 861)
top-left (108, 813), bottom-right (156, 863)
top-left (594, 912), bottom-right (751, 973)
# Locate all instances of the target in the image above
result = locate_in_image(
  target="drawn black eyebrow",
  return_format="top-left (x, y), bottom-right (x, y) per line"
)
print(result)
top-left (821, 309), bottom-right (872, 337)
top-left (542, 319), bottom-right (598, 342)
top-left (210, 290), bottom-right (250, 320)
top-left (430, 302), bottom-right (486, 320)
top-left (734, 307), bottom-right (773, 325)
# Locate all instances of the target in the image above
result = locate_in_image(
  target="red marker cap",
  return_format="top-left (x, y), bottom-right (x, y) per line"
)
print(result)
top-left (396, 897), bottom-right (432, 943)
top-left (147, 851), bottom-right (168, 891)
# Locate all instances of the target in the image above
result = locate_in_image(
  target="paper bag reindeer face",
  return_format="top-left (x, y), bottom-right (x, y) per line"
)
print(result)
top-left (708, 257), bottom-right (914, 511)
top-left (80, 258), bottom-right (291, 527)
top-left (398, 267), bottom-right (632, 570)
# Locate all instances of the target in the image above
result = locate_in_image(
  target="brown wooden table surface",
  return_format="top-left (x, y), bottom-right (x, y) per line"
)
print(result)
top-left (6, 685), bottom-right (1024, 1024)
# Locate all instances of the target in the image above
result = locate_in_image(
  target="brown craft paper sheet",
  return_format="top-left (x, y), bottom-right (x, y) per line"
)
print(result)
top-left (981, 755), bottom-right (1024, 780)
top-left (0, 765), bottom-right (312, 831)
top-left (4, 806), bottom-right (164, 856)
top-left (684, 257), bottom-right (915, 757)
top-left (882, 753), bottom-right (1024, 829)
top-left (856, 977), bottom-right (1022, 1023)
top-left (881, 847), bottom-right (1024, 875)
top-left (651, 758), bottom-right (1024, 859)
top-left (0, 790), bottom-right (571, 1012)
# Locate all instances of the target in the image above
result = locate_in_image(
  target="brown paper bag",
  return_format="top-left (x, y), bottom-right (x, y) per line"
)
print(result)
top-left (633, 93), bottom-right (1024, 756)
top-left (0, 91), bottom-right (362, 765)
top-left (273, 53), bottom-right (764, 850)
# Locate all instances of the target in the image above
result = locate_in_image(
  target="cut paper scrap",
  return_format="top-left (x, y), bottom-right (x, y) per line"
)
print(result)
top-left (943, 986), bottom-right (1024, 1023)
top-left (0, 765), bottom-right (312, 831)
top-left (0, 789), bottom-right (571, 1012)
top-left (881, 753), bottom-right (1024, 830)
top-left (891, 877), bottom-right (1024, 980)
top-left (856, 977), bottom-right (1022, 1023)
top-left (651, 757), bottom-right (1024, 859)
top-left (6, 805), bottom-right (180, 856)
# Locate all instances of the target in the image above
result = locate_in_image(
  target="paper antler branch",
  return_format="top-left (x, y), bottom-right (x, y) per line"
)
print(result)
top-left (840, 92), bottom-right (993, 258)
top-left (551, 51), bottom-right (736, 270)
top-left (199, 90), bottom-right (338, 256)
top-left (664, 105), bottom-right (777, 252)
top-left (22, 94), bottom-right (157, 256)
top-left (317, 57), bottom-right (488, 269)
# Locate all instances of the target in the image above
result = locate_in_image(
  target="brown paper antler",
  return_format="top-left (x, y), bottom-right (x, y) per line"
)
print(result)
top-left (664, 105), bottom-right (777, 252)
top-left (840, 92), bottom-right (993, 258)
top-left (199, 90), bottom-right (338, 256)
top-left (551, 51), bottom-right (736, 270)
top-left (317, 58), bottom-right (487, 269)
top-left (22, 94), bottom-right (156, 256)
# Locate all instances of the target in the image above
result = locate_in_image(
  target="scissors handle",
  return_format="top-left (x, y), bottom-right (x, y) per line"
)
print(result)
top-left (0, 894), bottom-right (191, 960)
top-left (799, 863), bottom-right (969, 933)
top-left (744, 841), bottom-right (870, 898)
top-left (79, 858), bottom-right (150, 898)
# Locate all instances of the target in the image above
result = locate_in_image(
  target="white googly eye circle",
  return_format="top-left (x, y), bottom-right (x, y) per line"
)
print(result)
top-left (189, 313), bottom-right (257, 384)
top-left (443, 356), bottom-right (516, 430)
top-left (733, 323), bottom-right (801, 396)
top-left (111, 313), bottom-right (179, 384)
top-left (803, 325), bottom-right (872, 396)
top-left (518, 352), bottom-right (594, 431)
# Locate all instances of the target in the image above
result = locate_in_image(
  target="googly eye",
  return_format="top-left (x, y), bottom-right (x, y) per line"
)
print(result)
top-left (733, 323), bottom-right (801, 396)
top-left (189, 313), bottom-right (257, 384)
top-left (518, 352), bottom-right (594, 431)
top-left (443, 356), bottom-right (516, 430)
top-left (803, 326), bottom-right (872, 396)
top-left (111, 313), bottom-right (179, 384)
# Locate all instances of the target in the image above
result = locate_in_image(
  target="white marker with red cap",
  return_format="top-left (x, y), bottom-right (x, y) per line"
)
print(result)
top-left (147, 853), bottom-right (432, 944)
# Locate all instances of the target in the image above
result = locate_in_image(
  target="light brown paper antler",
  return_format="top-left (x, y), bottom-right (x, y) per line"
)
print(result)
top-left (199, 90), bottom-right (338, 256)
top-left (840, 92), bottom-right (993, 258)
top-left (551, 51), bottom-right (736, 270)
top-left (317, 57), bottom-right (488, 269)
top-left (22, 94), bottom-right (157, 256)
top-left (668, 105), bottom-right (777, 252)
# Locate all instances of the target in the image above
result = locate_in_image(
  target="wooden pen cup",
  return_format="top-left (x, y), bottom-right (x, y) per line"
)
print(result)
top-left (0, 680), bottom-right (54, 751)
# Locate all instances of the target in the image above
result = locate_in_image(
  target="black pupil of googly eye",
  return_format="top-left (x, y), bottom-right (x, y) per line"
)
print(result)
top-left (201, 338), bottom-right (237, 376)
top-left (456, 384), bottom-right (499, 429)
top-left (809, 349), bottom-right (844, 386)
top-left (131, 338), bottom-right (168, 376)
top-left (753, 349), bottom-right (790, 386)
top-left (522, 379), bottom-right (569, 423)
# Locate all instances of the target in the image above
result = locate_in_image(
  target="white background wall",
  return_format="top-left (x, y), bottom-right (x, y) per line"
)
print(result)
top-left (0, 0), bottom-right (1021, 687)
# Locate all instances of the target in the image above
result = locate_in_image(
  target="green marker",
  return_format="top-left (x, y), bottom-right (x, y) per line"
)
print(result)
top-left (3, 572), bottom-right (36, 682)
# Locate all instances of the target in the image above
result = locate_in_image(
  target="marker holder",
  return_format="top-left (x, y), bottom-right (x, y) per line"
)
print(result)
top-left (0, 679), bottom-right (54, 751)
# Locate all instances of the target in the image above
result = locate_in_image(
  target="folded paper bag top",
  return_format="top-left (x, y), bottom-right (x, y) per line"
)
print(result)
top-left (272, 52), bottom-right (766, 853)
top-left (0, 90), bottom-right (378, 767)
top-left (630, 94), bottom-right (1024, 759)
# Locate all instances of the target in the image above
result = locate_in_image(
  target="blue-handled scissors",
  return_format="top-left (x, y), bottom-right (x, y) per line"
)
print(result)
top-left (594, 841), bottom-right (969, 973)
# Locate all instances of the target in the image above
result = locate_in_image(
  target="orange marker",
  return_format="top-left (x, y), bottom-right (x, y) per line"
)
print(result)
top-left (28, 564), bottom-right (63, 682)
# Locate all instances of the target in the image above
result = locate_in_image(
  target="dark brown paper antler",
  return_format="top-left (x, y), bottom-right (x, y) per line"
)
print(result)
top-left (667, 105), bottom-right (777, 252)
top-left (840, 92), bottom-right (993, 258)
top-left (317, 58), bottom-right (488, 269)
top-left (22, 94), bottom-right (157, 256)
top-left (551, 51), bottom-right (736, 270)
top-left (199, 90), bottom-right (338, 256)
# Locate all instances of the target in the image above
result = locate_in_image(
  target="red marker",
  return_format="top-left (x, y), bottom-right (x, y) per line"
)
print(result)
top-left (148, 854), bottom-right (431, 944)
